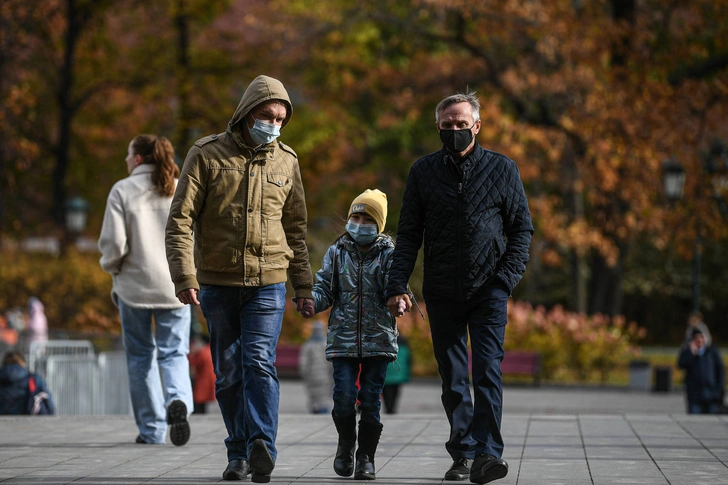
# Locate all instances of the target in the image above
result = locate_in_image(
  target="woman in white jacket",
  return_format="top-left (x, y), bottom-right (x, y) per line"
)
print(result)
top-left (99, 135), bottom-right (192, 446)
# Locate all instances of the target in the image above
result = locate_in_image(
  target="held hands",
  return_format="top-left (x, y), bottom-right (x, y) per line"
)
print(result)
top-left (294, 297), bottom-right (315, 318)
top-left (386, 294), bottom-right (412, 318)
top-left (176, 288), bottom-right (200, 306)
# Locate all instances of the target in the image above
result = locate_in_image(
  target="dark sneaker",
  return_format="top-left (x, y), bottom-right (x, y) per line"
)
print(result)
top-left (469, 454), bottom-right (508, 484)
top-left (222, 459), bottom-right (250, 481)
top-left (167, 400), bottom-right (190, 446)
top-left (445, 457), bottom-right (470, 480)
top-left (135, 435), bottom-right (149, 444)
top-left (249, 438), bottom-right (275, 483)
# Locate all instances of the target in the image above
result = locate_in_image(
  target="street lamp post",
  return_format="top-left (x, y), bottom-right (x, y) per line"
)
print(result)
top-left (661, 157), bottom-right (701, 313)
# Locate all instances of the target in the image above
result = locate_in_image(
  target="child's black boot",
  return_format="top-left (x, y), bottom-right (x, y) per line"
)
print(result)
top-left (355, 420), bottom-right (383, 480)
top-left (332, 412), bottom-right (357, 476)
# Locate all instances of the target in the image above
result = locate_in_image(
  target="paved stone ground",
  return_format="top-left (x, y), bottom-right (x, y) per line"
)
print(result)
top-left (1, 382), bottom-right (726, 485)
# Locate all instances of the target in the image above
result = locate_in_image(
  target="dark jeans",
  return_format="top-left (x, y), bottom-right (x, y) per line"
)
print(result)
top-left (426, 282), bottom-right (508, 460)
top-left (332, 357), bottom-right (389, 424)
top-left (382, 384), bottom-right (400, 414)
top-left (198, 283), bottom-right (285, 461)
top-left (688, 401), bottom-right (719, 414)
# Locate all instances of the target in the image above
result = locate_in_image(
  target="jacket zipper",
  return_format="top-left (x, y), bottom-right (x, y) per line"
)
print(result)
top-left (357, 251), bottom-right (364, 358)
top-left (456, 165), bottom-right (465, 301)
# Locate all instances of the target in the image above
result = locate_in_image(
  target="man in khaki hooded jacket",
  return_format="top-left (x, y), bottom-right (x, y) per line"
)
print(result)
top-left (166, 75), bottom-right (314, 483)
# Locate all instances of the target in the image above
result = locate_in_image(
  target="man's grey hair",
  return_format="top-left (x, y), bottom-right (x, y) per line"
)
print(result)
top-left (435, 90), bottom-right (481, 124)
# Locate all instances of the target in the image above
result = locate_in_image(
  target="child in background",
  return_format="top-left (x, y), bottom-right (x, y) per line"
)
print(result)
top-left (302, 189), bottom-right (398, 481)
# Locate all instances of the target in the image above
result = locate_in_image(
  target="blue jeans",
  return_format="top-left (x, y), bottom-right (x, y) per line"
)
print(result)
top-left (425, 282), bottom-right (508, 459)
top-left (688, 402), bottom-right (719, 414)
top-left (118, 299), bottom-right (192, 445)
top-left (332, 357), bottom-right (389, 424)
top-left (199, 283), bottom-right (285, 461)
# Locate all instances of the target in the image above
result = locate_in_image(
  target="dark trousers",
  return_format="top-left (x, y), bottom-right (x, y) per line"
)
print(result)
top-left (382, 384), bottom-right (400, 414)
top-left (426, 282), bottom-right (508, 460)
top-left (332, 357), bottom-right (389, 424)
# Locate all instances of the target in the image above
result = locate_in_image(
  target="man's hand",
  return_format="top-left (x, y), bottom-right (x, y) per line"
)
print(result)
top-left (176, 288), bottom-right (200, 306)
top-left (387, 294), bottom-right (412, 317)
top-left (296, 298), bottom-right (315, 318)
top-left (689, 340), bottom-right (699, 355)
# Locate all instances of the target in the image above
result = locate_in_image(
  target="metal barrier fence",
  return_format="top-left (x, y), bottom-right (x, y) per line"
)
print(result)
top-left (28, 340), bottom-right (132, 416)
top-left (46, 355), bottom-right (98, 415)
top-left (29, 340), bottom-right (95, 379)
top-left (98, 351), bottom-right (132, 415)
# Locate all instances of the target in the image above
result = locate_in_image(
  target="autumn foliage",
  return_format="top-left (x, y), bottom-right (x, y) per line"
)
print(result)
top-left (1, 0), bottom-right (728, 352)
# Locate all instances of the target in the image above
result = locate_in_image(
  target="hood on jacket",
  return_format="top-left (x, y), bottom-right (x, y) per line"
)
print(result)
top-left (0, 364), bottom-right (30, 386)
top-left (227, 75), bottom-right (293, 135)
top-left (339, 233), bottom-right (395, 253)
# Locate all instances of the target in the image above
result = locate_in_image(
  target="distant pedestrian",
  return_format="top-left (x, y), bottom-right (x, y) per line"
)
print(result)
top-left (0, 350), bottom-right (55, 415)
top-left (683, 312), bottom-right (712, 347)
top-left (188, 334), bottom-right (216, 414)
top-left (99, 134), bottom-right (192, 446)
top-left (678, 328), bottom-right (725, 414)
top-left (0, 315), bottom-right (18, 357)
top-left (26, 297), bottom-right (48, 352)
top-left (382, 334), bottom-right (412, 414)
top-left (299, 320), bottom-right (334, 414)
top-left (303, 188), bottom-right (397, 480)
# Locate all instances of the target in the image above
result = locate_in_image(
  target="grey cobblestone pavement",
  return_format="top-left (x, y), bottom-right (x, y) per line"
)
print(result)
top-left (1, 382), bottom-right (727, 485)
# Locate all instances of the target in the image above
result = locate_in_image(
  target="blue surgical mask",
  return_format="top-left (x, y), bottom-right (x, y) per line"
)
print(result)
top-left (248, 118), bottom-right (281, 146)
top-left (345, 221), bottom-right (379, 246)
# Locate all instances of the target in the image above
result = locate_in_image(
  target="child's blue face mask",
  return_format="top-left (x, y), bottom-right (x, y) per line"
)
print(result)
top-left (346, 221), bottom-right (378, 246)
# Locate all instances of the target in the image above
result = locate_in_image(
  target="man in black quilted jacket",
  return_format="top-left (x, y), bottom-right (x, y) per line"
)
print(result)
top-left (386, 91), bottom-right (533, 484)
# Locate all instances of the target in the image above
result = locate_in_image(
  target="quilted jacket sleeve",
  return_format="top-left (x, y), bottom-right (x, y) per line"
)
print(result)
top-left (386, 163), bottom-right (425, 298)
top-left (495, 160), bottom-right (534, 292)
top-left (312, 243), bottom-right (337, 313)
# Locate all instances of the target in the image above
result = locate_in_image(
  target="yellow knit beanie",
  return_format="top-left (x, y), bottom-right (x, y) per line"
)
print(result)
top-left (348, 189), bottom-right (388, 233)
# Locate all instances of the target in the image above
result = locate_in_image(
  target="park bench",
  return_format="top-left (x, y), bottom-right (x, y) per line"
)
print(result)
top-left (274, 343), bottom-right (301, 378)
top-left (501, 350), bottom-right (541, 386)
top-left (469, 349), bottom-right (541, 386)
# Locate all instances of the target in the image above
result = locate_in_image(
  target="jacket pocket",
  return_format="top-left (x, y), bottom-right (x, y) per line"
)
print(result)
top-left (263, 218), bottom-right (292, 268)
top-left (261, 173), bottom-right (291, 217)
top-left (200, 217), bottom-right (240, 272)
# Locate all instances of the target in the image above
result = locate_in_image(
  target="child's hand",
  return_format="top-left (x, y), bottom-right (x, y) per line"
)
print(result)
top-left (387, 294), bottom-right (412, 317)
top-left (397, 300), bottom-right (407, 317)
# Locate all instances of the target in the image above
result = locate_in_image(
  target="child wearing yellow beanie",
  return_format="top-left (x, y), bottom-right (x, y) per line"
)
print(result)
top-left (300, 188), bottom-right (397, 481)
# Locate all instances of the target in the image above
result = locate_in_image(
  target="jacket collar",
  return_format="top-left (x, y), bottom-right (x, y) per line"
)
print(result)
top-left (129, 164), bottom-right (155, 176)
top-left (339, 233), bottom-right (395, 254)
top-left (440, 142), bottom-right (484, 165)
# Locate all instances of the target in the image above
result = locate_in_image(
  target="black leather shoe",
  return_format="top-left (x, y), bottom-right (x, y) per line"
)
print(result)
top-left (334, 438), bottom-right (356, 476)
top-left (222, 459), bottom-right (250, 481)
top-left (469, 454), bottom-right (508, 484)
top-left (167, 400), bottom-right (190, 446)
top-left (354, 453), bottom-right (376, 480)
top-left (249, 438), bottom-right (275, 483)
top-left (444, 457), bottom-right (469, 480)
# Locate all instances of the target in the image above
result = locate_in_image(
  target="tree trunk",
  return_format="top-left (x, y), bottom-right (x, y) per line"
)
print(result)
top-left (174, 0), bottom-right (192, 155)
top-left (587, 244), bottom-right (626, 316)
top-left (54, 0), bottom-right (81, 232)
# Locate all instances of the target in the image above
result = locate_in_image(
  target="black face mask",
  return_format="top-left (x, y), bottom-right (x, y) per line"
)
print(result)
top-left (439, 128), bottom-right (474, 154)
